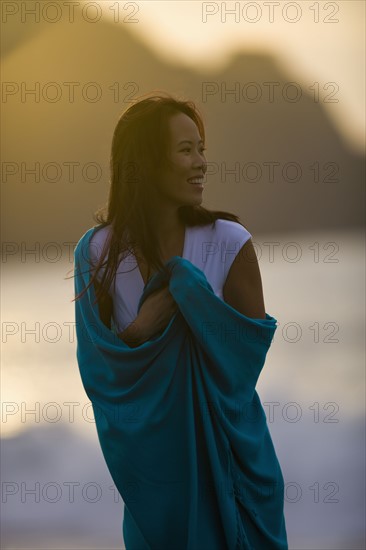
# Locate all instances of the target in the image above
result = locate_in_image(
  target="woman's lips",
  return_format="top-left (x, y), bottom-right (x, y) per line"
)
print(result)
top-left (187, 177), bottom-right (204, 189)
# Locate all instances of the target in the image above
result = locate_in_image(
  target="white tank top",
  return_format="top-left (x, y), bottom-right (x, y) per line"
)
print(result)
top-left (89, 219), bottom-right (252, 333)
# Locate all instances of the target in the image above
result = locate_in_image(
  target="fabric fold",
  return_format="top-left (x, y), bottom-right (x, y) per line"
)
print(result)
top-left (74, 227), bottom-right (288, 550)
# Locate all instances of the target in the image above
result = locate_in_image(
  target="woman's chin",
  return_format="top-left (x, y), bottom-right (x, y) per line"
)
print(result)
top-left (188, 192), bottom-right (204, 205)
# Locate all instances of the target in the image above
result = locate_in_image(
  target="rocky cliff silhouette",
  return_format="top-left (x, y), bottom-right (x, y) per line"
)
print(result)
top-left (2, 5), bottom-right (364, 245)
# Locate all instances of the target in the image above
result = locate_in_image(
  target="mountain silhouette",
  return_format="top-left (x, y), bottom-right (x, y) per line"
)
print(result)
top-left (2, 5), bottom-right (364, 246)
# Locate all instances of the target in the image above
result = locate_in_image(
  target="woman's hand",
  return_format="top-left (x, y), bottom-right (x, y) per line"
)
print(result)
top-left (134, 284), bottom-right (178, 343)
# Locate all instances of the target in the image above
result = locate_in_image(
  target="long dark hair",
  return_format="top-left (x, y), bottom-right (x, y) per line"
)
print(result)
top-left (71, 91), bottom-right (245, 304)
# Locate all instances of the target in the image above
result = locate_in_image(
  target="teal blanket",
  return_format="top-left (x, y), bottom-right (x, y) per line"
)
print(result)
top-left (74, 227), bottom-right (288, 550)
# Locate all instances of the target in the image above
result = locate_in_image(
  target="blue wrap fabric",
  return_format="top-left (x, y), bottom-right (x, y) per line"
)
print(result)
top-left (74, 227), bottom-right (288, 550)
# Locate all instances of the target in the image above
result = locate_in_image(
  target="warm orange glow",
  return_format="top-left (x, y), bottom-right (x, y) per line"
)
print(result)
top-left (85, 0), bottom-right (365, 153)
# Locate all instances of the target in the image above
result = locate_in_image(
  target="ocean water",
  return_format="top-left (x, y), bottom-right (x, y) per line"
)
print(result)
top-left (1, 229), bottom-right (365, 549)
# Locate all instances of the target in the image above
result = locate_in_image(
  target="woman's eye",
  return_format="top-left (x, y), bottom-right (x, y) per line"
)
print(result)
top-left (182, 148), bottom-right (206, 153)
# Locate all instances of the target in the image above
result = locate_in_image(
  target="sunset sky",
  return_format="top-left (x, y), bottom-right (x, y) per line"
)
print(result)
top-left (82, 0), bottom-right (365, 154)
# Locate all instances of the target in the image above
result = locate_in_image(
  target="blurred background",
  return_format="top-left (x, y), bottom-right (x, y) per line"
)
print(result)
top-left (1, 0), bottom-right (365, 548)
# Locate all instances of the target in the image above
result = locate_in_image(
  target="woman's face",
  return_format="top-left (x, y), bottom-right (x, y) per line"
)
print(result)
top-left (155, 112), bottom-right (207, 206)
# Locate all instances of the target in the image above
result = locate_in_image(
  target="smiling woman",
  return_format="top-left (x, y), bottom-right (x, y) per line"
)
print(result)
top-left (78, 92), bottom-right (262, 333)
top-left (71, 91), bottom-right (288, 548)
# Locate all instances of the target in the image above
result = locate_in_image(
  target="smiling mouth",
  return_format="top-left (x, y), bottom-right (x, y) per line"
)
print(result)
top-left (187, 177), bottom-right (204, 185)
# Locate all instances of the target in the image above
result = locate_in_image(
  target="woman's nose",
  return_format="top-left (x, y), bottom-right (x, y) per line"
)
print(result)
top-left (193, 153), bottom-right (206, 172)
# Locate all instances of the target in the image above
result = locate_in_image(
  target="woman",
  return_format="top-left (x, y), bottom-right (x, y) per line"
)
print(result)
top-left (72, 92), bottom-right (288, 549)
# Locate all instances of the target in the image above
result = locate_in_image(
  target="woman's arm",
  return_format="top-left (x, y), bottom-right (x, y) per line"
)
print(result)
top-left (93, 280), bottom-right (146, 346)
top-left (222, 238), bottom-right (266, 320)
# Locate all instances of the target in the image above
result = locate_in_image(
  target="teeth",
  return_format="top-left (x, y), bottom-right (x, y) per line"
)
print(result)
top-left (188, 178), bottom-right (203, 184)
